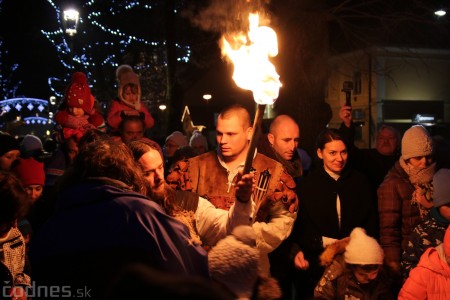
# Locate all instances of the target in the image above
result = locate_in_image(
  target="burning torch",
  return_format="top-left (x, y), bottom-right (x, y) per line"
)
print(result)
top-left (222, 13), bottom-right (282, 174)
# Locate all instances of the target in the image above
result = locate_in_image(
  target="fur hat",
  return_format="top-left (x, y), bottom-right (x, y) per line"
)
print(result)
top-left (13, 157), bottom-right (45, 186)
top-left (444, 225), bottom-right (450, 258)
top-left (401, 125), bottom-right (433, 161)
top-left (344, 228), bottom-right (384, 265)
top-left (65, 72), bottom-right (94, 113)
top-left (208, 226), bottom-right (259, 299)
top-left (0, 133), bottom-right (20, 157)
top-left (189, 130), bottom-right (208, 151)
top-left (116, 65), bottom-right (141, 109)
top-left (433, 168), bottom-right (450, 208)
top-left (165, 131), bottom-right (188, 148)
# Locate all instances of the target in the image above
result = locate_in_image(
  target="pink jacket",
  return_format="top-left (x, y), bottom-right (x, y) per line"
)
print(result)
top-left (107, 99), bottom-right (154, 131)
top-left (399, 245), bottom-right (450, 299)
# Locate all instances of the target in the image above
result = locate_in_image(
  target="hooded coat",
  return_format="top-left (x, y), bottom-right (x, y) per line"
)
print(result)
top-left (399, 244), bottom-right (450, 299)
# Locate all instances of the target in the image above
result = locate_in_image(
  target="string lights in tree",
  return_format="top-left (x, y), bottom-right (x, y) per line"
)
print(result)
top-left (41, 0), bottom-right (191, 108)
top-left (0, 43), bottom-right (22, 101)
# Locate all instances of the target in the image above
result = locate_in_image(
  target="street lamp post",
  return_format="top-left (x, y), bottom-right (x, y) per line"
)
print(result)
top-left (62, 9), bottom-right (79, 66)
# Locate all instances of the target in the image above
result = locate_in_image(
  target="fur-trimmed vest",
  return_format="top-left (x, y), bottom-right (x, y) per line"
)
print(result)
top-left (167, 151), bottom-right (298, 222)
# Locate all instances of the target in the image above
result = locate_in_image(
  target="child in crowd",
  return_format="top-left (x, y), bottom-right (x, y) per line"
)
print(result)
top-left (314, 227), bottom-right (396, 299)
top-left (12, 157), bottom-right (45, 204)
top-left (107, 64), bottom-right (154, 132)
top-left (0, 133), bottom-right (20, 171)
top-left (399, 225), bottom-right (450, 299)
top-left (12, 157), bottom-right (45, 245)
top-left (402, 168), bottom-right (450, 279)
top-left (0, 171), bottom-right (31, 299)
top-left (54, 72), bottom-right (104, 141)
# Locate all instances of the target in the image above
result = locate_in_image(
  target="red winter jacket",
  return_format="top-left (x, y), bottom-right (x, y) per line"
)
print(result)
top-left (107, 99), bottom-right (154, 131)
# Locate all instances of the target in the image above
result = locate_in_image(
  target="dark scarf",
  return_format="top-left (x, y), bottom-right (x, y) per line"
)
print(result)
top-left (272, 148), bottom-right (303, 179)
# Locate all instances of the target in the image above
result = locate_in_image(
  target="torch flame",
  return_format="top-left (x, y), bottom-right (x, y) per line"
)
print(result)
top-left (222, 13), bottom-right (281, 105)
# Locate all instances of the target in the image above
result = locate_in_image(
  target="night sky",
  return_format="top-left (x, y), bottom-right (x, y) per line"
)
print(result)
top-left (1, 0), bottom-right (65, 99)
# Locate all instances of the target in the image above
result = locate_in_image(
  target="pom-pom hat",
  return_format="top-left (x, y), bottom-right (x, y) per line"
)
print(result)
top-left (344, 227), bottom-right (384, 265)
top-left (65, 72), bottom-right (94, 114)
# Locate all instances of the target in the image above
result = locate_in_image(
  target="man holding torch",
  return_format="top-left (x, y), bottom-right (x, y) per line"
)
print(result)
top-left (167, 104), bottom-right (298, 275)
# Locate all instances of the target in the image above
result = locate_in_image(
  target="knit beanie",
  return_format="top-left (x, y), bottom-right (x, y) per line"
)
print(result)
top-left (344, 227), bottom-right (384, 265)
top-left (444, 225), bottom-right (450, 258)
top-left (208, 226), bottom-right (259, 299)
top-left (189, 130), bottom-right (208, 151)
top-left (20, 134), bottom-right (43, 156)
top-left (433, 168), bottom-right (450, 208)
top-left (165, 131), bottom-right (189, 148)
top-left (65, 72), bottom-right (94, 114)
top-left (0, 133), bottom-right (20, 157)
top-left (12, 157), bottom-right (45, 186)
top-left (120, 69), bottom-right (140, 87)
top-left (401, 125), bottom-right (433, 161)
top-left (116, 64), bottom-right (133, 82)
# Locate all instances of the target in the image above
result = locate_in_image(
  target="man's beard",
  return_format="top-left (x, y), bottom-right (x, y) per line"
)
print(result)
top-left (149, 183), bottom-right (165, 205)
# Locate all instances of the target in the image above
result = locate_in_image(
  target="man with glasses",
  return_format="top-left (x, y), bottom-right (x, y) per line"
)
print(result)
top-left (338, 105), bottom-right (401, 239)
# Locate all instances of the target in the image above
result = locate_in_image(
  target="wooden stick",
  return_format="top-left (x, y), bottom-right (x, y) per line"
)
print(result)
top-left (243, 104), bottom-right (266, 174)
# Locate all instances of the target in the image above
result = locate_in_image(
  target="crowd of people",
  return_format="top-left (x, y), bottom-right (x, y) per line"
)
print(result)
top-left (0, 68), bottom-right (450, 299)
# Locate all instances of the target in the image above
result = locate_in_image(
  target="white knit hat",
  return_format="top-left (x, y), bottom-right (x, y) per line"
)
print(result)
top-left (344, 228), bottom-right (384, 265)
top-left (401, 125), bottom-right (433, 160)
top-left (208, 226), bottom-right (259, 299)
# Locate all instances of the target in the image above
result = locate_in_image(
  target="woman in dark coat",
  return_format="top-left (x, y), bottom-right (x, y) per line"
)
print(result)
top-left (290, 128), bottom-right (378, 300)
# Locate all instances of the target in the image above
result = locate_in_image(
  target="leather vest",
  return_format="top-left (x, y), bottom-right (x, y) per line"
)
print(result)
top-left (188, 152), bottom-right (284, 212)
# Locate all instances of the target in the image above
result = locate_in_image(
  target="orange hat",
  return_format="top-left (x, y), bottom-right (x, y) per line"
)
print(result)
top-left (13, 157), bottom-right (45, 186)
top-left (66, 72), bottom-right (94, 113)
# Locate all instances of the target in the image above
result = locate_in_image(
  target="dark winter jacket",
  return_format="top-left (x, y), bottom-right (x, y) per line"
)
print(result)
top-left (291, 166), bottom-right (378, 297)
top-left (29, 179), bottom-right (209, 298)
top-left (378, 161), bottom-right (421, 266)
top-left (401, 207), bottom-right (450, 279)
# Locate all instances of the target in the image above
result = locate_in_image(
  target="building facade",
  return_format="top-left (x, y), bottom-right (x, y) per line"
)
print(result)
top-left (326, 47), bottom-right (450, 148)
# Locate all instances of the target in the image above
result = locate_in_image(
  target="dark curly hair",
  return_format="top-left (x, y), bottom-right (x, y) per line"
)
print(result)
top-left (58, 139), bottom-right (149, 196)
